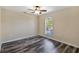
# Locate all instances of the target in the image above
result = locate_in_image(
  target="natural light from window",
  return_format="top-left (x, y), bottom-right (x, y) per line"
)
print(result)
top-left (45, 17), bottom-right (53, 36)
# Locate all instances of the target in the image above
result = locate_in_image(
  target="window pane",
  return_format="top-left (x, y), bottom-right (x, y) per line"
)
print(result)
top-left (45, 17), bottom-right (53, 36)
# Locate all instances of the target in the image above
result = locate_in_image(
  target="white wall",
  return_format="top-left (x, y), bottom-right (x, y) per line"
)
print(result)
top-left (0, 7), bottom-right (2, 50)
top-left (1, 8), bottom-right (38, 44)
top-left (38, 7), bottom-right (79, 48)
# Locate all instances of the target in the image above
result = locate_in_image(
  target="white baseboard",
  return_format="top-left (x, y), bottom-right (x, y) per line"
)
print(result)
top-left (2, 34), bottom-right (37, 44)
top-left (40, 34), bottom-right (79, 48)
top-left (0, 43), bottom-right (1, 51)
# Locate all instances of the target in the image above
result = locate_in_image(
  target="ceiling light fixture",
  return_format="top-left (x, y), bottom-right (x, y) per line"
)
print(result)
top-left (34, 10), bottom-right (40, 14)
top-left (27, 6), bottom-right (47, 15)
top-left (34, 6), bottom-right (41, 15)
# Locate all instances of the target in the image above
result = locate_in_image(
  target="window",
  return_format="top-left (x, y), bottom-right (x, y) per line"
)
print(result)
top-left (45, 17), bottom-right (53, 36)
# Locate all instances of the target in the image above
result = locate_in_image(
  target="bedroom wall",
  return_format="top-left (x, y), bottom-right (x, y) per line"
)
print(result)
top-left (38, 7), bottom-right (79, 48)
top-left (1, 8), bottom-right (38, 44)
top-left (0, 7), bottom-right (2, 50)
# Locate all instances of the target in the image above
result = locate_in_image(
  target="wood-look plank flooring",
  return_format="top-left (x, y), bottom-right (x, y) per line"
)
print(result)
top-left (1, 36), bottom-right (79, 53)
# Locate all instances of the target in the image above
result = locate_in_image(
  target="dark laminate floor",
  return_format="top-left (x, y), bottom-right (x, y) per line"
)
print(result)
top-left (1, 36), bottom-right (79, 53)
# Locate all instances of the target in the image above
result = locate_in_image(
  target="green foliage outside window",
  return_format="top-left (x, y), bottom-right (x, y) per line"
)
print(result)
top-left (47, 18), bottom-right (53, 28)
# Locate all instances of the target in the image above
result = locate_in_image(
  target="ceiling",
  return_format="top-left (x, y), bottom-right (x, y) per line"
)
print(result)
top-left (1, 6), bottom-right (69, 15)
